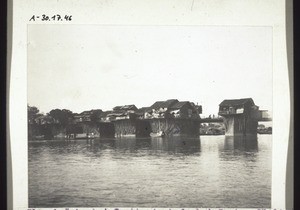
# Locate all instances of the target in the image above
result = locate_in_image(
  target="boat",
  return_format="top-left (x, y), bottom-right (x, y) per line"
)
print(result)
top-left (150, 131), bottom-right (165, 137)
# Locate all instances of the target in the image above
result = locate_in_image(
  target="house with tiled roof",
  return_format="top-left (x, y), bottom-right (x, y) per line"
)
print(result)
top-left (135, 107), bottom-right (150, 119)
top-left (100, 111), bottom-right (113, 122)
top-left (113, 105), bottom-right (138, 113)
top-left (218, 98), bottom-right (258, 116)
top-left (144, 99), bottom-right (200, 119)
top-left (168, 101), bottom-right (200, 119)
top-left (106, 104), bottom-right (138, 121)
top-left (144, 99), bottom-right (179, 119)
top-left (74, 109), bottom-right (103, 123)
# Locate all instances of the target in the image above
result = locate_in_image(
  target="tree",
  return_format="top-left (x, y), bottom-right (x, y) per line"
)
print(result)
top-left (28, 105), bottom-right (41, 124)
top-left (90, 109), bottom-right (103, 123)
top-left (48, 109), bottom-right (74, 125)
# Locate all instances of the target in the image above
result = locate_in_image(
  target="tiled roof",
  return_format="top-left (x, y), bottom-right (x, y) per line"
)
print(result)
top-left (113, 104), bottom-right (137, 111)
top-left (150, 101), bottom-right (164, 109)
top-left (170, 101), bottom-right (190, 109)
top-left (80, 109), bottom-right (102, 115)
top-left (150, 99), bottom-right (179, 109)
top-left (100, 111), bottom-right (113, 117)
top-left (219, 98), bottom-right (254, 106)
top-left (136, 107), bottom-right (150, 114)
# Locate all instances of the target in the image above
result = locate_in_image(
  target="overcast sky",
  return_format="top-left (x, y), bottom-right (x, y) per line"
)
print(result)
top-left (28, 25), bottom-right (272, 115)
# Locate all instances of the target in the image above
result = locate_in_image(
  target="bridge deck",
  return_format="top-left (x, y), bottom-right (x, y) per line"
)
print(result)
top-left (110, 117), bottom-right (272, 123)
top-left (199, 117), bottom-right (272, 123)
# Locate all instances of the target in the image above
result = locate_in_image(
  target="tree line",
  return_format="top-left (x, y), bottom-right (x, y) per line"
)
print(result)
top-left (27, 105), bottom-right (102, 126)
top-left (28, 105), bottom-right (74, 125)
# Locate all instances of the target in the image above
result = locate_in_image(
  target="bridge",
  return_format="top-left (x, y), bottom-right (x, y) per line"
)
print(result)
top-left (108, 98), bottom-right (272, 137)
top-left (68, 98), bottom-right (272, 138)
top-left (200, 115), bottom-right (272, 124)
top-left (29, 98), bottom-right (272, 140)
top-left (115, 100), bottom-right (269, 137)
top-left (199, 117), bottom-right (223, 123)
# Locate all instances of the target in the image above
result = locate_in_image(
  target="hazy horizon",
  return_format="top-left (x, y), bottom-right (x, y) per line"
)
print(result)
top-left (28, 25), bottom-right (273, 115)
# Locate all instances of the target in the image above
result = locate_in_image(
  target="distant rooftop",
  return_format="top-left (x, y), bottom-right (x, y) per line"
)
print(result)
top-left (170, 101), bottom-right (191, 109)
top-left (150, 99), bottom-right (179, 109)
top-left (136, 107), bottom-right (150, 114)
top-left (219, 98), bottom-right (255, 106)
top-left (113, 104), bottom-right (138, 111)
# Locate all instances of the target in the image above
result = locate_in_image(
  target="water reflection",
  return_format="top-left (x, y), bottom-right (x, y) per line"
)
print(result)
top-left (30, 135), bottom-right (255, 157)
top-left (150, 136), bottom-right (201, 154)
top-left (223, 135), bottom-right (258, 151)
top-left (218, 135), bottom-right (258, 161)
top-left (87, 136), bottom-right (201, 155)
top-left (85, 138), bottom-right (116, 154)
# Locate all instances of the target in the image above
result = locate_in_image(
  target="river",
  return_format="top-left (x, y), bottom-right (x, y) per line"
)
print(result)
top-left (28, 134), bottom-right (272, 208)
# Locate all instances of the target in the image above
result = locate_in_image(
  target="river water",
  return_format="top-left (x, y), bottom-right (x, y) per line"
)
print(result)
top-left (28, 135), bottom-right (272, 208)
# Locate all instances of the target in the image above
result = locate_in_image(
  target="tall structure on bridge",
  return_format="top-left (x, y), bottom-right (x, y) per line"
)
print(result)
top-left (218, 98), bottom-right (259, 136)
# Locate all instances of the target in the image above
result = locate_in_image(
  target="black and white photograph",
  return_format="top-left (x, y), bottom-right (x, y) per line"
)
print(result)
top-left (27, 25), bottom-right (273, 208)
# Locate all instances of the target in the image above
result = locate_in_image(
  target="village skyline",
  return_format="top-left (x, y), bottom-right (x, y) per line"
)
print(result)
top-left (28, 25), bottom-right (273, 116)
top-left (28, 96), bottom-right (272, 121)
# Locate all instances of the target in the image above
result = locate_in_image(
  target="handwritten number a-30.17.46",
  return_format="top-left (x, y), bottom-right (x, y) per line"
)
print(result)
top-left (29, 15), bottom-right (72, 21)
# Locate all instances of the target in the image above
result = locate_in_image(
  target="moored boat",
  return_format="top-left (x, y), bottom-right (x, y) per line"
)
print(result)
top-left (150, 131), bottom-right (165, 137)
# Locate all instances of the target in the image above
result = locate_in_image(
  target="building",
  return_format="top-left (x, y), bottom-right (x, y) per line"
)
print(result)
top-left (219, 98), bottom-right (259, 116)
top-left (144, 99), bottom-right (200, 119)
top-left (218, 98), bottom-right (259, 136)
top-left (135, 107), bottom-right (150, 119)
top-left (106, 111), bottom-right (131, 121)
top-left (168, 101), bottom-right (200, 119)
top-left (144, 99), bottom-right (179, 119)
top-left (113, 105), bottom-right (138, 113)
top-left (74, 109), bottom-right (103, 123)
top-left (74, 111), bottom-right (91, 123)
top-left (106, 105), bottom-right (138, 121)
top-left (194, 104), bottom-right (202, 114)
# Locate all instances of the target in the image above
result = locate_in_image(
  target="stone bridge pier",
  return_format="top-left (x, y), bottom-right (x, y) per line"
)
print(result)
top-left (220, 114), bottom-right (258, 136)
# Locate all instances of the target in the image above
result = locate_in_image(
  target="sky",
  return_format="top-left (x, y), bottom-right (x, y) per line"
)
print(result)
top-left (28, 25), bottom-right (272, 115)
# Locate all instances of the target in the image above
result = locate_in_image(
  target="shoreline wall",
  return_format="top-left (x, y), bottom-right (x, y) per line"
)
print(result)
top-left (113, 119), bottom-right (136, 137)
top-left (28, 122), bottom-right (115, 140)
top-left (149, 118), bottom-right (200, 136)
top-left (28, 118), bottom-right (202, 140)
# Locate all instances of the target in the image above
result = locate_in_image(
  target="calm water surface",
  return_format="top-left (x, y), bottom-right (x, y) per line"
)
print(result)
top-left (29, 135), bottom-right (272, 208)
